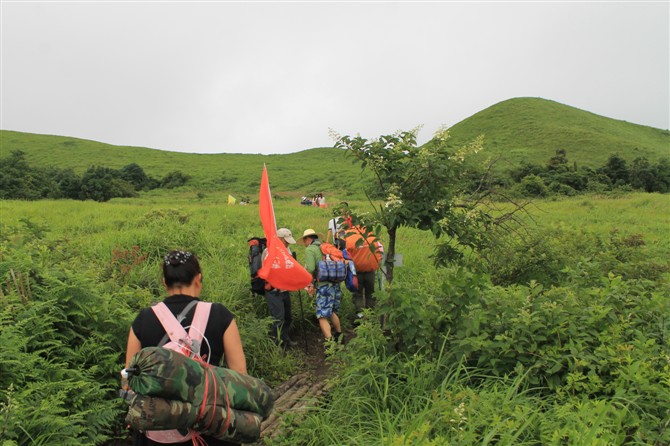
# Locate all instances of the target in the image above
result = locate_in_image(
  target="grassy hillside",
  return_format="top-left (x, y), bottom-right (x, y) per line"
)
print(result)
top-left (2, 97), bottom-right (668, 194)
top-left (445, 97), bottom-right (670, 170)
top-left (0, 130), bottom-right (367, 196)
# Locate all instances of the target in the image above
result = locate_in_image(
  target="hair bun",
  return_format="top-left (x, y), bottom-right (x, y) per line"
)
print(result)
top-left (164, 250), bottom-right (193, 266)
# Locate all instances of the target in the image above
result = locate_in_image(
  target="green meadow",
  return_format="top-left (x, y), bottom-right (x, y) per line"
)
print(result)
top-left (1, 190), bottom-right (668, 445)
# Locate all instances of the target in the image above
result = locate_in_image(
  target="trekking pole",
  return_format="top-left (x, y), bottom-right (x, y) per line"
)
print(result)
top-left (297, 289), bottom-right (308, 353)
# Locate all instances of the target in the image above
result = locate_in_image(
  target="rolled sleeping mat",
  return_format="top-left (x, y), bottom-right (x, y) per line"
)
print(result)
top-left (125, 393), bottom-right (263, 444)
top-left (128, 347), bottom-right (274, 418)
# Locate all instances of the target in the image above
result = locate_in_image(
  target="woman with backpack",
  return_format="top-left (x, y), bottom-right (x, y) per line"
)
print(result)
top-left (125, 249), bottom-right (247, 446)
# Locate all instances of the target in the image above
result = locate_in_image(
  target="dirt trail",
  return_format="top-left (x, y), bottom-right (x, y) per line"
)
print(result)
top-left (248, 327), bottom-right (353, 445)
top-left (251, 371), bottom-right (330, 443)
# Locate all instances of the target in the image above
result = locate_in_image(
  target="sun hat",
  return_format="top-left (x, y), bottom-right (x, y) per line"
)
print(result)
top-left (301, 228), bottom-right (319, 239)
top-left (277, 228), bottom-right (296, 244)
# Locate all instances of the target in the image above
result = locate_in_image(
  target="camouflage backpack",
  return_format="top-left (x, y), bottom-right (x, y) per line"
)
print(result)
top-left (146, 301), bottom-right (212, 443)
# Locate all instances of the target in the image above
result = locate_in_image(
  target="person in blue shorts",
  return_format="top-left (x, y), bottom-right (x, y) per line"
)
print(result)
top-left (300, 228), bottom-right (343, 344)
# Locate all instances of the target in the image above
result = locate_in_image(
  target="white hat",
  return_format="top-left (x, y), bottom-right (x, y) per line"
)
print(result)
top-left (277, 228), bottom-right (296, 244)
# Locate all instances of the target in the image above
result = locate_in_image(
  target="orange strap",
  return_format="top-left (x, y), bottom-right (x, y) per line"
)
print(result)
top-left (189, 359), bottom-right (231, 442)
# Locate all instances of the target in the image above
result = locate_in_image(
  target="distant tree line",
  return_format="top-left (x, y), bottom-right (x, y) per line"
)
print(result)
top-left (0, 151), bottom-right (190, 201)
top-left (506, 149), bottom-right (670, 197)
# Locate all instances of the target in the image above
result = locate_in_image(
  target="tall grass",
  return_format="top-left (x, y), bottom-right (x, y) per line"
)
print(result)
top-left (1, 191), bottom-right (668, 444)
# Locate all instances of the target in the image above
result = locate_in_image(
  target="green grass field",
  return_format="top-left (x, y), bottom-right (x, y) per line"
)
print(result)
top-left (1, 190), bottom-right (668, 445)
top-left (3, 191), bottom-right (668, 290)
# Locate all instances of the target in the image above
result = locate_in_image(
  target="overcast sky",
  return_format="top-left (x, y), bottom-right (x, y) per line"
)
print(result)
top-left (2, 1), bottom-right (668, 155)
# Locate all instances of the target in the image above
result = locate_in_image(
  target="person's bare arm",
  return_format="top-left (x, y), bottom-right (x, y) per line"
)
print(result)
top-left (125, 327), bottom-right (142, 368)
top-left (222, 320), bottom-right (247, 374)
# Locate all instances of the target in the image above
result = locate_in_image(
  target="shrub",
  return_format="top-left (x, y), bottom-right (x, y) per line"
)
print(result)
top-left (517, 174), bottom-right (549, 197)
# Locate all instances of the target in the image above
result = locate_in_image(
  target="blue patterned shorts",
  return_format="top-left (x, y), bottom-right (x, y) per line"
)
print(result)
top-left (315, 283), bottom-right (342, 318)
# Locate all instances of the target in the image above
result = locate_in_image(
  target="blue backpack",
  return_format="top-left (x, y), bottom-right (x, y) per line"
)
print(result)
top-left (343, 249), bottom-right (358, 292)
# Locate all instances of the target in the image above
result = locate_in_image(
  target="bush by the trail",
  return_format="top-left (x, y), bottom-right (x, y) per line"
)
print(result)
top-left (279, 267), bottom-right (669, 445)
top-left (0, 245), bottom-right (134, 444)
top-left (275, 225), bottom-right (670, 445)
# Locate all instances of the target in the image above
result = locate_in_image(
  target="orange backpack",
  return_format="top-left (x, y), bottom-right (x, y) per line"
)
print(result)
top-left (320, 242), bottom-right (345, 261)
top-left (345, 227), bottom-right (382, 273)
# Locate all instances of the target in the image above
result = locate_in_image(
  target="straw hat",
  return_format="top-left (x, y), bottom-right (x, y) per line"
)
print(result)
top-left (301, 228), bottom-right (319, 239)
top-left (300, 228), bottom-right (321, 245)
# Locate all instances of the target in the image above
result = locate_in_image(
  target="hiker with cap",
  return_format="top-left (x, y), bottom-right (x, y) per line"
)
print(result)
top-left (301, 228), bottom-right (344, 345)
top-left (262, 228), bottom-right (298, 348)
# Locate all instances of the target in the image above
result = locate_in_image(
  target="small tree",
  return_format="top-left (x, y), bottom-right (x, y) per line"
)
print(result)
top-left (120, 163), bottom-right (158, 191)
top-left (600, 153), bottom-right (630, 186)
top-left (333, 126), bottom-right (529, 285)
top-left (546, 148), bottom-right (569, 171)
top-left (161, 171), bottom-right (191, 189)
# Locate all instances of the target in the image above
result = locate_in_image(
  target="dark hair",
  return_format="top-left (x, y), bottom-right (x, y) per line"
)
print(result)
top-left (162, 250), bottom-right (201, 288)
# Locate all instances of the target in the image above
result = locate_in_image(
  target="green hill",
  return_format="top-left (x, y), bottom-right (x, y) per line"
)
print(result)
top-left (0, 130), bottom-right (367, 196)
top-left (2, 97), bottom-right (668, 194)
top-left (445, 97), bottom-right (669, 170)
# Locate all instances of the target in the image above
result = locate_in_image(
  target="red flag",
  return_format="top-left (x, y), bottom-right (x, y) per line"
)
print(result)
top-left (257, 165), bottom-right (312, 291)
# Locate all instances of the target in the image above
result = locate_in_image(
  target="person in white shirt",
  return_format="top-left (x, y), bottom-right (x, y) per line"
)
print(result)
top-left (327, 214), bottom-right (347, 250)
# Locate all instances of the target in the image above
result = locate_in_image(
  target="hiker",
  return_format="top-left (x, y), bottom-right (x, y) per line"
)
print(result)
top-left (262, 228), bottom-right (298, 348)
top-left (125, 250), bottom-right (247, 446)
top-left (326, 205), bottom-right (351, 251)
top-left (345, 226), bottom-right (383, 319)
top-left (301, 228), bottom-right (344, 344)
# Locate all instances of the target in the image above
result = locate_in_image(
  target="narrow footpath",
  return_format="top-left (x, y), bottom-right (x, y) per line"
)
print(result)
top-left (248, 325), bottom-right (355, 445)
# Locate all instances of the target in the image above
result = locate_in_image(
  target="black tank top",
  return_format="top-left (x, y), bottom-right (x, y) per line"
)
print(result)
top-left (131, 294), bottom-right (234, 366)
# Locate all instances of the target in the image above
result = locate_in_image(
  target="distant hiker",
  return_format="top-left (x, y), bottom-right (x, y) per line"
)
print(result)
top-left (326, 205), bottom-right (351, 251)
top-left (125, 250), bottom-right (247, 446)
top-left (345, 226), bottom-right (383, 319)
top-left (262, 228), bottom-right (299, 349)
top-left (319, 193), bottom-right (327, 208)
top-left (301, 228), bottom-right (344, 344)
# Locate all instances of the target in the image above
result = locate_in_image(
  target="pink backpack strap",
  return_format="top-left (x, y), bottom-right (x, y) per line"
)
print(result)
top-left (152, 302), bottom-right (188, 343)
top-left (187, 302), bottom-right (212, 345)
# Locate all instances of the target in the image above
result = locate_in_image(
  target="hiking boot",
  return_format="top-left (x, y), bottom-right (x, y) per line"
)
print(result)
top-left (333, 331), bottom-right (344, 344)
